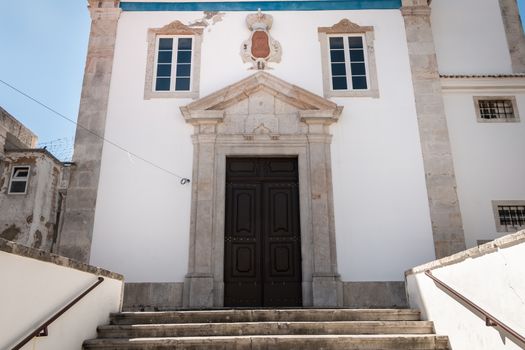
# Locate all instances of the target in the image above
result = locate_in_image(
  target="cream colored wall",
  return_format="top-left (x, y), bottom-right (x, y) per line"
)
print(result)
top-left (90, 9), bottom-right (435, 282)
top-left (0, 251), bottom-right (123, 350)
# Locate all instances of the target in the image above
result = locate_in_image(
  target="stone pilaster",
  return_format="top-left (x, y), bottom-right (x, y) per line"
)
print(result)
top-left (499, 0), bottom-right (525, 72)
top-left (58, 0), bottom-right (121, 262)
top-left (401, 0), bottom-right (466, 258)
top-left (303, 119), bottom-right (343, 307)
top-left (183, 127), bottom-right (218, 308)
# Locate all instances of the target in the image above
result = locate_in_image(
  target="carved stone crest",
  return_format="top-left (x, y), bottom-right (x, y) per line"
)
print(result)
top-left (240, 10), bottom-right (282, 70)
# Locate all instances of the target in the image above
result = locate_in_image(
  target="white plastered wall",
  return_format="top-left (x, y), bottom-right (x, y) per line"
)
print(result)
top-left (442, 83), bottom-right (525, 248)
top-left (0, 250), bottom-right (123, 350)
top-left (90, 9), bottom-right (435, 282)
top-left (431, 0), bottom-right (513, 74)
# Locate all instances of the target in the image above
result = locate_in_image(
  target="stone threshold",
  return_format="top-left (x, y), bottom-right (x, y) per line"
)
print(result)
top-left (405, 230), bottom-right (525, 276)
top-left (0, 237), bottom-right (123, 280)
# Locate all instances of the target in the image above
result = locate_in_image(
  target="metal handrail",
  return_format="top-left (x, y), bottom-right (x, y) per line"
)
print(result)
top-left (12, 276), bottom-right (104, 350)
top-left (425, 270), bottom-right (525, 347)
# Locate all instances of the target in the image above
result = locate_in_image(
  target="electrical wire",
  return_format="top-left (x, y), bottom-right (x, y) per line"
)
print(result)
top-left (0, 78), bottom-right (191, 185)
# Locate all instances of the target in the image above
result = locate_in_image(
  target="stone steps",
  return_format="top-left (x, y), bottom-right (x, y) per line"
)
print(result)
top-left (109, 308), bottom-right (421, 325)
top-left (98, 320), bottom-right (434, 338)
top-left (84, 309), bottom-right (450, 350)
top-left (84, 334), bottom-right (450, 349)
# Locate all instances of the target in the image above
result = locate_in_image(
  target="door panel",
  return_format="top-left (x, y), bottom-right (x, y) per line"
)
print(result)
top-left (224, 183), bottom-right (262, 306)
top-left (224, 158), bottom-right (302, 307)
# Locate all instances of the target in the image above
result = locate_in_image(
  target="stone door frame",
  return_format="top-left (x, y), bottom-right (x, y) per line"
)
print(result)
top-left (181, 72), bottom-right (344, 308)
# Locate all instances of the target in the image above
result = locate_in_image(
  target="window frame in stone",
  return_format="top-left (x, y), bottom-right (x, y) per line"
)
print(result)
top-left (318, 19), bottom-right (379, 98)
top-left (8, 165), bottom-right (30, 195)
top-left (327, 34), bottom-right (370, 92)
top-left (144, 21), bottom-right (203, 99)
top-left (154, 35), bottom-right (194, 93)
top-left (492, 200), bottom-right (525, 232)
top-left (474, 96), bottom-right (520, 123)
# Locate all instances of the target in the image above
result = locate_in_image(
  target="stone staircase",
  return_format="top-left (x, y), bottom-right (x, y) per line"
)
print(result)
top-left (83, 309), bottom-right (450, 349)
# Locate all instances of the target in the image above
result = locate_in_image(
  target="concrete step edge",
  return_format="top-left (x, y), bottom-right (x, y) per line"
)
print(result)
top-left (99, 320), bottom-right (434, 330)
top-left (84, 334), bottom-right (450, 349)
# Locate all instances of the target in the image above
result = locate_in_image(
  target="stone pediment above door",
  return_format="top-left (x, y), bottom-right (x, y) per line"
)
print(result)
top-left (180, 72), bottom-right (343, 137)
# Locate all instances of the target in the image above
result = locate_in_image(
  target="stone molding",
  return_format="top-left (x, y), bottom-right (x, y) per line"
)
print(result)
top-left (318, 18), bottom-right (373, 34)
top-left (406, 230), bottom-right (525, 276)
top-left (440, 76), bottom-right (525, 92)
top-left (58, 1), bottom-right (121, 263)
top-left (0, 238), bottom-right (123, 280)
top-left (144, 20), bottom-right (203, 100)
top-left (181, 72), bottom-right (343, 308)
top-left (318, 19), bottom-right (379, 98)
top-left (401, 2), bottom-right (466, 258)
top-left (499, 0), bottom-right (525, 73)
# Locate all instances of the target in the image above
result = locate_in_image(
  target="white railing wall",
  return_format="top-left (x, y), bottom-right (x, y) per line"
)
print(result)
top-left (406, 231), bottom-right (525, 350)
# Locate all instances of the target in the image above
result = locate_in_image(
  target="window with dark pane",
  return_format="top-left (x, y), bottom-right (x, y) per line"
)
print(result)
top-left (175, 38), bottom-right (192, 91)
top-left (329, 37), bottom-right (347, 90)
top-left (8, 166), bottom-right (30, 194)
top-left (498, 205), bottom-right (525, 230)
top-left (155, 38), bottom-right (173, 91)
top-left (478, 99), bottom-right (515, 120)
top-left (348, 36), bottom-right (367, 90)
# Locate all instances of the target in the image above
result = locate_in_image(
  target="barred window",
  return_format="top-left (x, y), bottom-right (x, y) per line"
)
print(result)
top-left (493, 201), bottom-right (525, 232)
top-left (478, 100), bottom-right (514, 120)
top-left (474, 97), bottom-right (520, 122)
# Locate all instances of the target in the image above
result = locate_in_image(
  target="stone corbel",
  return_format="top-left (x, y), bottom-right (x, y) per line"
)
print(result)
top-left (299, 108), bottom-right (343, 125)
top-left (300, 109), bottom-right (342, 135)
top-left (180, 108), bottom-right (224, 126)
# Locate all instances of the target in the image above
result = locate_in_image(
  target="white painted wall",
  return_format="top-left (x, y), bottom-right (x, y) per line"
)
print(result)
top-left (442, 81), bottom-right (525, 248)
top-left (406, 232), bottom-right (525, 350)
top-left (0, 250), bottom-right (123, 350)
top-left (90, 9), bottom-right (435, 282)
top-left (431, 0), bottom-right (513, 74)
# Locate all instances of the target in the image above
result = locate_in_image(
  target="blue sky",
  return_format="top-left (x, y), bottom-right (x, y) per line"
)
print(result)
top-left (0, 0), bottom-right (524, 155)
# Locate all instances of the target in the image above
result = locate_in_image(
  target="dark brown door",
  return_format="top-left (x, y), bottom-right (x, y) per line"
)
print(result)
top-left (224, 158), bottom-right (302, 307)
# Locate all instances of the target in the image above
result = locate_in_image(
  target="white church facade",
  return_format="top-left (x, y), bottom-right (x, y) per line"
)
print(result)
top-left (57, 0), bottom-right (525, 309)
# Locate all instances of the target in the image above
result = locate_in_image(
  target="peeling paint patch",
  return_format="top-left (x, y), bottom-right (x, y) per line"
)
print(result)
top-left (26, 215), bottom-right (33, 224)
top-left (189, 11), bottom-right (225, 31)
top-left (1, 225), bottom-right (21, 241)
top-left (33, 230), bottom-right (42, 249)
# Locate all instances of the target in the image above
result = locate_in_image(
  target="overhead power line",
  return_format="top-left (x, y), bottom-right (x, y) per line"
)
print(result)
top-left (0, 78), bottom-right (191, 185)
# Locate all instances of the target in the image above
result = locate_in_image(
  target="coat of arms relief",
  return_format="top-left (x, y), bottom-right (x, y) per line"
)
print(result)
top-left (240, 10), bottom-right (282, 70)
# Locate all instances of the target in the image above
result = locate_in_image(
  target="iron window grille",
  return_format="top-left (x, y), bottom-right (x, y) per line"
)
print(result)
top-left (478, 99), bottom-right (515, 120)
top-left (497, 205), bottom-right (525, 231)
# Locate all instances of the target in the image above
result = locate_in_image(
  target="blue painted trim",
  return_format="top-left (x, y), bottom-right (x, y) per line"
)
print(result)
top-left (120, 1), bottom-right (401, 12)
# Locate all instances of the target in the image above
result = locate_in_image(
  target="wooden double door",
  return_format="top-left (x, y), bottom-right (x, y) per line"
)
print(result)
top-left (224, 158), bottom-right (302, 307)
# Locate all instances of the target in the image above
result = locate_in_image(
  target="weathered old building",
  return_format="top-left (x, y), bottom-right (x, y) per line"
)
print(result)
top-left (0, 107), bottom-right (70, 252)
top-left (58, 0), bottom-right (525, 309)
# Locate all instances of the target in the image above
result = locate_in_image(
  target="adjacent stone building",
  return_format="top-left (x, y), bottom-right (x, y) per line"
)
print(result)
top-left (59, 0), bottom-right (525, 309)
top-left (0, 107), bottom-right (70, 252)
